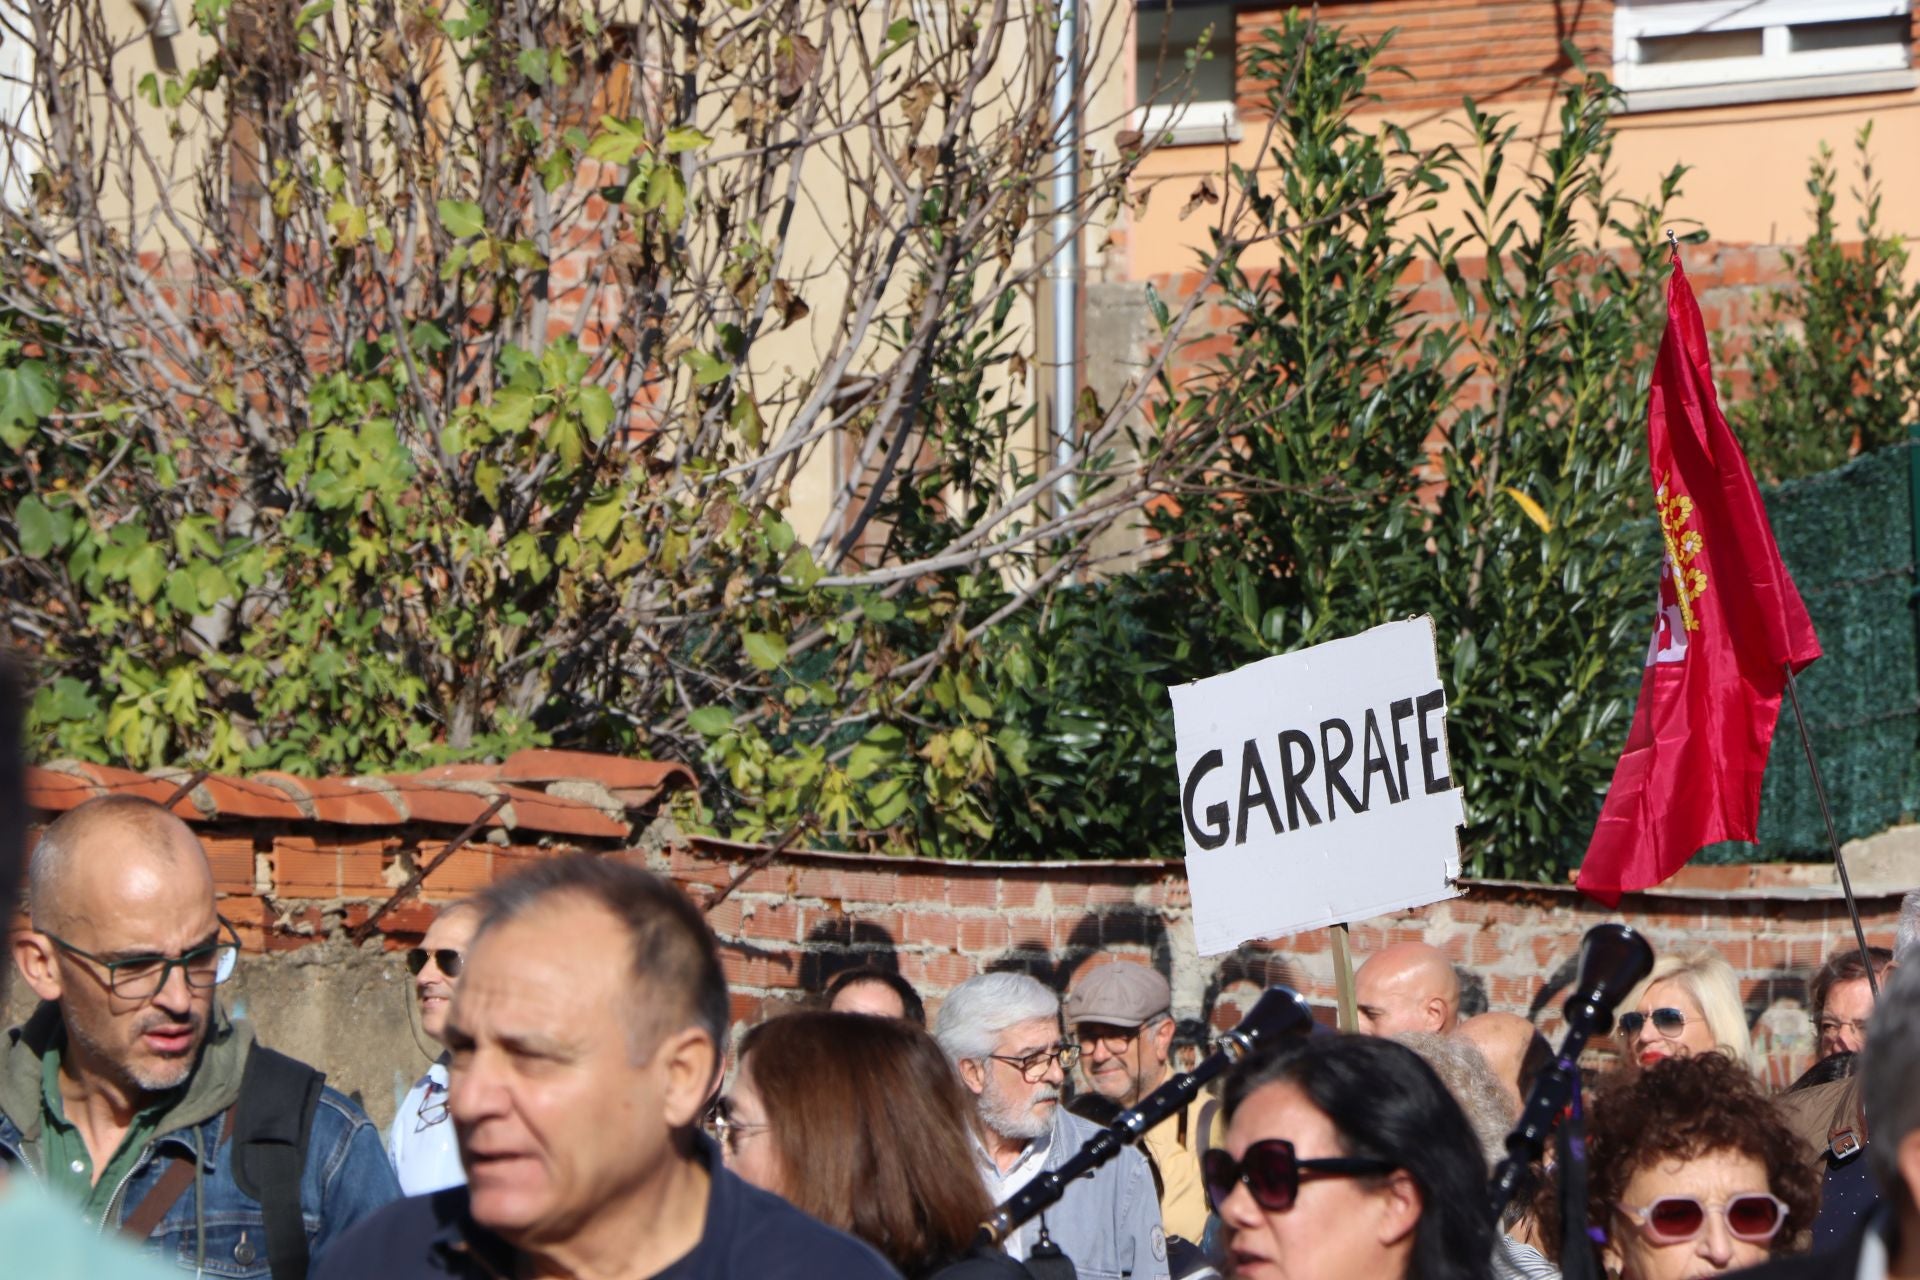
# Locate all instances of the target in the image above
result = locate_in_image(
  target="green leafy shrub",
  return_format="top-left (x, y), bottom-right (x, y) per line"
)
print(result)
top-left (1735, 125), bottom-right (1920, 483)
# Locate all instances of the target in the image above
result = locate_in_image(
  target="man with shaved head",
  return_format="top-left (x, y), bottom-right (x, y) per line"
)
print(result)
top-left (3, 795), bottom-right (398, 1276)
top-left (1353, 940), bottom-right (1461, 1037)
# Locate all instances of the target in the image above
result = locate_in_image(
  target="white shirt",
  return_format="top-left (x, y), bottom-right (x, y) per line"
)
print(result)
top-left (1855, 1206), bottom-right (1893, 1280)
top-left (971, 1125), bottom-right (1055, 1262)
top-left (386, 1057), bottom-right (465, 1196)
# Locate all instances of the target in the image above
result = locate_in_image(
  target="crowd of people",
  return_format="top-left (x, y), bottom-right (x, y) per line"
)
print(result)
top-left (3, 771), bottom-right (1920, 1280)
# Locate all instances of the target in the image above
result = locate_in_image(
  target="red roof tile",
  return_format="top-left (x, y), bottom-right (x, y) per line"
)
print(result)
top-left (25, 749), bottom-right (686, 842)
top-left (502, 749), bottom-right (697, 803)
top-left (496, 784), bottom-right (632, 840)
top-left (385, 780), bottom-right (507, 830)
top-left (256, 774), bottom-right (408, 826)
top-left (32, 762), bottom-right (200, 817)
top-left (25, 767), bottom-right (98, 812)
top-left (193, 774), bottom-right (309, 822)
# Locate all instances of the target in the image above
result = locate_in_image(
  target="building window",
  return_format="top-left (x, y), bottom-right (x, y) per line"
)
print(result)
top-left (1613, 0), bottom-right (1916, 112)
top-left (1135, 1), bottom-right (1239, 145)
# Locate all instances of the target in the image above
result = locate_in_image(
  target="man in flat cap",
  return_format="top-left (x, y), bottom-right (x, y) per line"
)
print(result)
top-left (1064, 960), bottom-right (1211, 1249)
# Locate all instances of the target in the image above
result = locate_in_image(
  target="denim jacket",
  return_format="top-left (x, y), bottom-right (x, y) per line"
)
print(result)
top-left (0, 1003), bottom-right (402, 1277)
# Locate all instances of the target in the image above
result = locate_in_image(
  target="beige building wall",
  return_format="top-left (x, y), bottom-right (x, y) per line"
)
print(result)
top-left (1122, 87), bottom-right (1920, 281)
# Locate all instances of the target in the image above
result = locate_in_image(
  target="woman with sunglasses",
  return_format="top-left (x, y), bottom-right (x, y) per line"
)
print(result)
top-left (1617, 950), bottom-right (1752, 1074)
top-left (715, 1012), bottom-right (1033, 1280)
top-left (1558, 1053), bottom-right (1817, 1280)
top-left (386, 899), bottom-right (481, 1195)
top-left (1207, 1034), bottom-right (1495, 1280)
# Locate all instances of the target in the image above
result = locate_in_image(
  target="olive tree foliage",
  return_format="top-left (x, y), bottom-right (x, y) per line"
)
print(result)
top-left (0, 0), bottom-right (1283, 847)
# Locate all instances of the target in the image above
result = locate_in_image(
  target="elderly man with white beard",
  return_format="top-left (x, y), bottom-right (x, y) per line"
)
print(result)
top-left (934, 972), bottom-right (1168, 1280)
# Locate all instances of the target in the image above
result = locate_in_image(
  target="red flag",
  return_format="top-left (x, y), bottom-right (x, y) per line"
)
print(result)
top-left (1575, 254), bottom-right (1821, 907)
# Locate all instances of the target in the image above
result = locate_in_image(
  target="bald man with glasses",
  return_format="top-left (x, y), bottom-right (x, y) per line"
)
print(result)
top-left (2, 795), bottom-right (398, 1276)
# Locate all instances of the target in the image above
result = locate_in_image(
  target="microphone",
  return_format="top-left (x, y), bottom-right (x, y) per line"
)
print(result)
top-left (1487, 923), bottom-right (1654, 1220)
top-left (980, 985), bottom-right (1316, 1245)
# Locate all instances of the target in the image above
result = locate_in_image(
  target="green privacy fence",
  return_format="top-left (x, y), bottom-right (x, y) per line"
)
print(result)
top-left (1728, 439), bottom-right (1920, 858)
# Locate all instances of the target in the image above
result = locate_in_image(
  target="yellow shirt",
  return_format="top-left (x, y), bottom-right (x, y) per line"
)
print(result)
top-left (1141, 1089), bottom-right (1218, 1244)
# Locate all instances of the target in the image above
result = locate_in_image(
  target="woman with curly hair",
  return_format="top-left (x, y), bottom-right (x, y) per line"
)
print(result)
top-left (1553, 1053), bottom-right (1819, 1280)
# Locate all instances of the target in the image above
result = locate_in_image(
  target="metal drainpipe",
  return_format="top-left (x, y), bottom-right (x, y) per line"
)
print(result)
top-left (1048, 0), bottom-right (1081, 511)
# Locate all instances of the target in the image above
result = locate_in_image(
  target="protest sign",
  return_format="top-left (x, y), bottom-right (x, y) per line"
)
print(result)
top-left (1169, 616), bottom-right (1466, 956)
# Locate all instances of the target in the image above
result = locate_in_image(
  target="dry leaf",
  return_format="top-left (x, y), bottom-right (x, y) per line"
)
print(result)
top-left (1178, 176), bottom-right (1219, 220)
top-left (901, 80), bottom-right (936, 136)
top-left (774, 33), bottom-right (822, 100)
top-left (773, 279), bottom-right (810, 329)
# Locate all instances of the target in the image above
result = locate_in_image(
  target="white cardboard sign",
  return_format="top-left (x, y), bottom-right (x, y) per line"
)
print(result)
top-left (1169, 617), bottom-right (1465, 956)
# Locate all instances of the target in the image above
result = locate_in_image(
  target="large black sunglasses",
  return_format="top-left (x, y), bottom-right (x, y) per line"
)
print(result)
top-left (1202, 1139), bottom-right (1397, 1213)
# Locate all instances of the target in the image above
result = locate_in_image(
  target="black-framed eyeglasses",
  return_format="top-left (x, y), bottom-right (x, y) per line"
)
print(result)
top-left (1202, 1139), bottom-right (1397, 1213)
top-left (1076, 1017), bottom-right (1167, 1055)
top-left (1617, 1007), bottom-right (1688, 1040)
top-left (406, 947), bottom-right (465, 978)
top-left (39, 918), bottom-right (241, 999)
top-left (702, 1098), bottom-right (771, 1156)
top-left (986, 1042), bottom-right (1081, 1083)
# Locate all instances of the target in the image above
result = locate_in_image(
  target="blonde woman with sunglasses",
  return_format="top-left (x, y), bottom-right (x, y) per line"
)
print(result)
top-left (1617, 950), bottom-right (1753, 1075)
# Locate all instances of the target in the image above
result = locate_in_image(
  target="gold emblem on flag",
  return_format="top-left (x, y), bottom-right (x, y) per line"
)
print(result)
top-left (1657, 477), bottom-right (1707, 631)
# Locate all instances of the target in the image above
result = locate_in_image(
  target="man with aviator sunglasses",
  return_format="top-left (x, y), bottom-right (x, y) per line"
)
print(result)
top-left (387, 901), bottom-right (482, 1195)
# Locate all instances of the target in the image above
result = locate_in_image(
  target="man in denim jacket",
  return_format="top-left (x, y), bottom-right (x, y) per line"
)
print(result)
top-left (1, 795), bottom-right (400, 1276)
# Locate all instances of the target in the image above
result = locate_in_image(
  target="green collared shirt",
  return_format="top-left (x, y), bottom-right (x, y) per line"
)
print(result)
top-left (39, 1042), bottom-right (171, 1225)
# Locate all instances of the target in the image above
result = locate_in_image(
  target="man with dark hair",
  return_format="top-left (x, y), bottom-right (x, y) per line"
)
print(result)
top-left (1810, 945), bottom-right (1893, 1060)
top-left (3, 792), bottom-right (398, 1276)
top-left (825, 965), bottom-right (925, 1025)
top-left (315, 854), bottom-right (901, 1279)
top-left (1733, 959), bottom-right (1920, 1278)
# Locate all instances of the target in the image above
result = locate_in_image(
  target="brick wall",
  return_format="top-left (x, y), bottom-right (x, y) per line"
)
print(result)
top-left (20, 760), bottom-right (1904, 1095)
top-left (661, 840), bottom-right (1899, 1089)
top-left (1234, 1), bottom-right (1613, 114)
top-left (1146, 239), bottom-right (1800, 405)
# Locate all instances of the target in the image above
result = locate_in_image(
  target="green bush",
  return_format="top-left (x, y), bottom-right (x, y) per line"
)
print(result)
top-left (1734, 126), bottom-right (1920, 483)
top-left (985, 23), bottom-right (1681, 878)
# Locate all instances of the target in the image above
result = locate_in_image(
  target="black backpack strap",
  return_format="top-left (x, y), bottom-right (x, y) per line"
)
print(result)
top-left (231, 1044), bottom-right (326, 1280)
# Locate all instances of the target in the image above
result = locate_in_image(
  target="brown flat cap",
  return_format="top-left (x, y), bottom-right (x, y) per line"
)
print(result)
top-left (1065, 961), bottom-right (1172, 1028)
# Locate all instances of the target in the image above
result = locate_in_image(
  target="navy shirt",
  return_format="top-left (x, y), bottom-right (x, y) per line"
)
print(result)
top-left (311, 1136), bottom-right (901, 1280)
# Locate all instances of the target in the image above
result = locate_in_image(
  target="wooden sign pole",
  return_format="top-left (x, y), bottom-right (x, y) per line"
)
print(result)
top-left (1331, 923), bottom-right (1359, 1031)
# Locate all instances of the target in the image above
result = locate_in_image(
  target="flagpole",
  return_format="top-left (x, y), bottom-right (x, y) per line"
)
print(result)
top-left (1781, 662), bottom-right (1880, 998)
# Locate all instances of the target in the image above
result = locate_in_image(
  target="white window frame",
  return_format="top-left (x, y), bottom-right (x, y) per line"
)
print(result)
top-left (1133, 2), bottom-right (1242, 147)
top-left (1613, 0), bottom-right (1917, 112)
